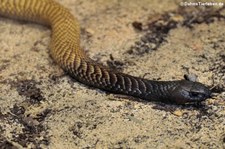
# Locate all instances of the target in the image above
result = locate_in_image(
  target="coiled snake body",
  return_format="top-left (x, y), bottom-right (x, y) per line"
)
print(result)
top-left (0, 0), bottom-right (211, 104)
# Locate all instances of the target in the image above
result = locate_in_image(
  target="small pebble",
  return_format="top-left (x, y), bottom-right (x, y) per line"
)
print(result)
top-left (172, 110), bottom-right (183, 117)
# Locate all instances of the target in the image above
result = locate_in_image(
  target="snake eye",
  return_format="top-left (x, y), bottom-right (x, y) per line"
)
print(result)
top-left (190, 92), bottom-right (199, 97)
top-left (189, 92), bottom-right (204, 99)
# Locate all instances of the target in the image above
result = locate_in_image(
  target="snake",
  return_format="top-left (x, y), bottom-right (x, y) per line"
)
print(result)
top-left (0, 0), bottom-right (211, 104)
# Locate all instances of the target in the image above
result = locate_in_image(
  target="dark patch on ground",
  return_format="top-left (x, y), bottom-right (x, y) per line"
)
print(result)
top-left (0, 119), bottom-right (18, 149)
top-left (11, 80), bottom-right (45, 104)
top-left (0, 105), bottom-right (51, 148)
top-left (11, 105), bottom-right (51, 148)
top-left (0, 80), bottom-right (51, 148)
top-left (127, 6), bottom-right (225, 55)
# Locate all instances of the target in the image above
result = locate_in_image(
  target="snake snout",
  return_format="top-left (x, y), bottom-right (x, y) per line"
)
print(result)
top-left (188, 90), bottom-right (211, 101)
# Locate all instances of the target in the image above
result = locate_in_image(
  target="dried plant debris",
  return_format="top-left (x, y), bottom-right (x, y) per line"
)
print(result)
top-left (11, 80), bottom-right (45, 104)
top-left (128, 6), bottom-right (225, 55)
top-left (0, 105), bottom-right (51, 148)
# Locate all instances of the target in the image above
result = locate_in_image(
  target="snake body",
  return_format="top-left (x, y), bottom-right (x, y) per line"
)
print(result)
top-left (0, 0), bottom-right (211, 104)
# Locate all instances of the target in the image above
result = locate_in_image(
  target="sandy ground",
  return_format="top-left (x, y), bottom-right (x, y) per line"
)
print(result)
top-left (0, 0), bottom-right (225, 148)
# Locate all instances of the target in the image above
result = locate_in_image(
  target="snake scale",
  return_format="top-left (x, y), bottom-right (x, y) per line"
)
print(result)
top-left (0, 0), bottom-right (211, 104)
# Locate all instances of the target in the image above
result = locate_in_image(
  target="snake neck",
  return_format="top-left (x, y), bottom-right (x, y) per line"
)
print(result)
top-left (64, 59), bottom-right (178, 102)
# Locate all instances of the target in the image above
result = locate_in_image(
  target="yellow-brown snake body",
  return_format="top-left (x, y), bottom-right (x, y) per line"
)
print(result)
top-left (0, 0), bottom-right (211, 104)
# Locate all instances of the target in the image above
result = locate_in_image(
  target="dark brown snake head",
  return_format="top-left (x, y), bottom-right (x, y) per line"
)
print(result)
top-left (170, 80), bottom-right (211, 104)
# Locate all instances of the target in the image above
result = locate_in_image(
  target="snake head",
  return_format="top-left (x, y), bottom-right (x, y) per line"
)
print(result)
top-left (170, 80), bottom-right (211, 104)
